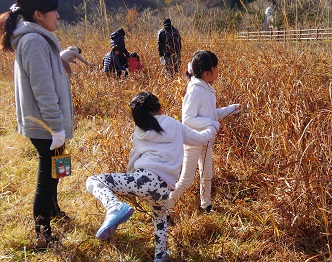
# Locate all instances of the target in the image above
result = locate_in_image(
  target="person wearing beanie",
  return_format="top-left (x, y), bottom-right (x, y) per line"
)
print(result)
top-left (157, 18), bottom-right (182, 75)
top-left (163, 18), bottom-right (172, 30)
top-left (0, 0), bottom-right (73, 249)
top-left (110, 28), bottom-right (130, 70)
top-left (102, 45), bottom-right (128, 77)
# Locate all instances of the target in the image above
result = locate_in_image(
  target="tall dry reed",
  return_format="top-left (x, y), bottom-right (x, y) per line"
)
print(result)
top-left (0, 6), bottom-right (331, 262)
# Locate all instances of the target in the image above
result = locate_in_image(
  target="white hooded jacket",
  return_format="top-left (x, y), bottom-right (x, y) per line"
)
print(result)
top-left (127, 115), bottom-right (218, 189)
top-left (182, 77), bottom-right (239, 131)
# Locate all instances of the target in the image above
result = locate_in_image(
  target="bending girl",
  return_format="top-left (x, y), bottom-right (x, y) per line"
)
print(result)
top-left (86, 92), bottom-right (219, 262)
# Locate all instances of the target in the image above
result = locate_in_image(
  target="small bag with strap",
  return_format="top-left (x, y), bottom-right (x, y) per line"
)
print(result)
top-left (51, 146), bottom-right (71, 179)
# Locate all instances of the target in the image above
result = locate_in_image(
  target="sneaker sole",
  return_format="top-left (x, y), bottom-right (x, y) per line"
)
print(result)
top-left (96, 207), bottom-right (134, 240)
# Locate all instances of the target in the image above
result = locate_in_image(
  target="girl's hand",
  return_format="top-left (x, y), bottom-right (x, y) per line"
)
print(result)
top-left (236, 104), bottom-right (242, 111)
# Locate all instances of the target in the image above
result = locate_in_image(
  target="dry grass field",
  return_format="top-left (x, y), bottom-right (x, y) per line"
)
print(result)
top-left (1, 9), bottom-right (332, 262)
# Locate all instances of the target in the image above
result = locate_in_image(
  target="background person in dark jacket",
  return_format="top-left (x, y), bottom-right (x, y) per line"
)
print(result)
top-left (103, 45), bottom-right (128, 77)
top-left (157, 18), bottom-right (182, 75)
top-left (110, 28), bottom-right (130, 69)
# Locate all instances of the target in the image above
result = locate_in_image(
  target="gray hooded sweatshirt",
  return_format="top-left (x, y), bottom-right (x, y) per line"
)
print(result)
top-left (11, 21), bottom-right (73, 139)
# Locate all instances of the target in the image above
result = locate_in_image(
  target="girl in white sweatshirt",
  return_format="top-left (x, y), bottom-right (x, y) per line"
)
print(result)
top-left (86, 92), bottom-right (219, 262)
top-left (60, 46), bottom-right (90, 75)
top-left (167, 50), bottom-right (242, 217)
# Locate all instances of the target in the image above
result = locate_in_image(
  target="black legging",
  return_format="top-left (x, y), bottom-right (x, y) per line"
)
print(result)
top-left (30, 138), bottom-right (64, 237)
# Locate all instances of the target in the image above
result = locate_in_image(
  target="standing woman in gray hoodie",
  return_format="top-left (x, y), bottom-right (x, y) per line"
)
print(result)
top-left (0, 0), bottom-right (73, 248)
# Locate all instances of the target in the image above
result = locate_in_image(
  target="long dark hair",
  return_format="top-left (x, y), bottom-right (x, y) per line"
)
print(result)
top-left (0, 0), bottom-right (59, 52)
top-left (130, 92), bottom-right (164, 133)
top-left (186, 50), bottom-right (218, 79)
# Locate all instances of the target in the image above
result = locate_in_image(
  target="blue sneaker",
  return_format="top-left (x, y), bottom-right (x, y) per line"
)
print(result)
top-left (96, 202), bottom-right (134, 240)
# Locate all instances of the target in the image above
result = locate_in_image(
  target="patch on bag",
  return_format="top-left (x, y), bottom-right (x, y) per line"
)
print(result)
top-left (52, 155), bottom-right (71, 178)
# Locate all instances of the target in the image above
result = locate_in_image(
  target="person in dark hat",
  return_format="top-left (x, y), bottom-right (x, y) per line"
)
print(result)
top-left (163, 18), bottom-right (172, 30)
top-left (157, 18), bottom-right (182, 75)
top-left (110, 28), bottom-right (130, 70)
top-left (102, 45), bottom-right (128, 77)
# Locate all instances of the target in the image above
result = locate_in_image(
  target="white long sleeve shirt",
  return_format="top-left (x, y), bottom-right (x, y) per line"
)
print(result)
top-left (60, 47), bottom-right (89, 66)
top-left (182, 77), bottom-right (239, 131)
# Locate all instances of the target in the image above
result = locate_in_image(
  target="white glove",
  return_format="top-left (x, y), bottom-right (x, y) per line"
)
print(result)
top-left (159, 56), bottom-right (166, 65)
top-left (50, 130), bottom-right (66, 150)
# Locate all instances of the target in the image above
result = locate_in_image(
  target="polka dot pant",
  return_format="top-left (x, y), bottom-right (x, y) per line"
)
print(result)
top-left (86, 168), bottom-right (170, 260)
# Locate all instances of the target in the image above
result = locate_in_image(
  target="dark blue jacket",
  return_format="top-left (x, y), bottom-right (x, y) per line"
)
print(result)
top-left (102, 51), bottom-right (126, 73)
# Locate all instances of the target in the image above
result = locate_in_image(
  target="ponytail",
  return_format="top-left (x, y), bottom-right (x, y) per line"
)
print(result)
top-left (130, 92), bottom-right (164, 133)
top-left (0, 11), bottom-right (21, 52)
top-left (1, 0), bottom-right (59, 52)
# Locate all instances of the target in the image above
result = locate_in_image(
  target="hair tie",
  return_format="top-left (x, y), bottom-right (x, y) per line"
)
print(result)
top-left (10, 4), bottom-right (21, 13)
top-left (187, 62), bottom-right (193, 74)
top-left (130, 92), bottom-right (150, 110)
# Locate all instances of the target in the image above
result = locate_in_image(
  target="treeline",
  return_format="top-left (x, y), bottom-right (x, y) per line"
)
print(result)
top-left (0, 0), bottom-right (331, 30)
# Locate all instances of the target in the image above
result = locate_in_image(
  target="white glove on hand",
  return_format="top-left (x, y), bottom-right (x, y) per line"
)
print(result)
top-left (159, 56), bottom-right (166, 65)
top-left (50, 130), bottom-right (66, 150)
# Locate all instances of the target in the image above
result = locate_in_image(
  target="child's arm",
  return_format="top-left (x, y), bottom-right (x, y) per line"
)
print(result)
top-left (74, 53), bottom-right (90, 66)
top-left (182, 122), bottom-right (219, 146)
top-left (102, 55), bottom-right (111, 72)
top-left (216, 104), bottom-right (242, 120)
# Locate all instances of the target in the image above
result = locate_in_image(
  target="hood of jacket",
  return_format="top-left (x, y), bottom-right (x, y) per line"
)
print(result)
top-left (11, 21), bottom-right (62, 52)
top-left (133, 115), bottom-right (180, 143)
top-left (187, 77), bottom-right (215, 95)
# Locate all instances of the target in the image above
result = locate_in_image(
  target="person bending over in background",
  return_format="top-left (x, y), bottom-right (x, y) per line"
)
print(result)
top-left (0, 0), bottom-right (73, 249)
top-left (86, 92), bottom-right (219, 262)
top-left (157, 18), bottom-right (182, 76)
top-left (110, 28), bottom-right (130, 69)
top-left (60, 46), bottom-right (91, 75)
top-left (167, 50), bottom-right (242, 222)
top-left (102, 45), bottom-right (128, 77)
